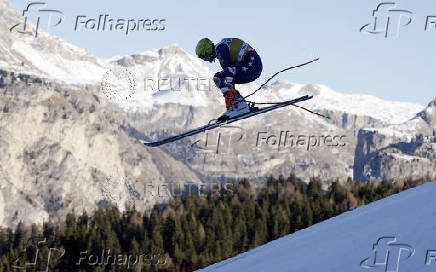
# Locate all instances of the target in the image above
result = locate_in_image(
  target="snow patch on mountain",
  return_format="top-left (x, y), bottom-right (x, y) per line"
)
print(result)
top-left (11, 39), bottom-right (106, 83)
top-left (108, 44), bottom-right (222, 111)
top-left (0, 0), bottom-right (107, 84)
top-left (364, 97), bottom-right (436, 138)
top-left (257, 81), bottom-right (424, 125)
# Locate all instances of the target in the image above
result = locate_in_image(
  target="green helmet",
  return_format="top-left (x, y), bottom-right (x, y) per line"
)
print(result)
top-left (195, 38), bottom-right (214, 60)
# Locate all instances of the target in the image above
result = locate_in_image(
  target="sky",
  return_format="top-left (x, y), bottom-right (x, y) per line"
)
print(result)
top-left (8, 0), bottom-right (436, 106)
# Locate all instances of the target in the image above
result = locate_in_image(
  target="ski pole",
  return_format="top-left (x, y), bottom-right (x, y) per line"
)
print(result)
top-left (252, 101), bottom-right (330, 119)
top-left (244, 57), bottom-right (320, 99)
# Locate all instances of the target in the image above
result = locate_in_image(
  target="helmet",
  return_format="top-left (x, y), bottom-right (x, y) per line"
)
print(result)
top-left (195, 38), bottom-right (214, 61)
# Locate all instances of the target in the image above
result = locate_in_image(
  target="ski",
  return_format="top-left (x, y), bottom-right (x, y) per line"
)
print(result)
top-left (141, 94), bottom-right (313, 147)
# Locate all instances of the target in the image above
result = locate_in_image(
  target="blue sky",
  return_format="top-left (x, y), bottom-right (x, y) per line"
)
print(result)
top-left (9, 0), bottom-right (436, 105)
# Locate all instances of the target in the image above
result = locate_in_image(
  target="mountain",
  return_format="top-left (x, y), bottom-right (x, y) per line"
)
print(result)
top-left (0, 70), bottom-right (202, 228)
top-left (126, 78), bottom-right (423, 183)
top-left (198, 181), bottom-right (436, 272)
top-left (0, 0), bottom-right (432, 228)
top-left (109, 45), bottom-right (422, 124)
top-left (249, 81), bottom-right (423, 126)
top-left (0, 0), bottom-right (206, 228)
top-left (354, 98), bottom-right (436, 181)
top-left (109, 45), bottom-right (423, 183)
top-left (0, 0), bottom-right (107, 84)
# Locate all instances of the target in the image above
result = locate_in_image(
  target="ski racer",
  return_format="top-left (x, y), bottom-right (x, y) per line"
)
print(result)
top-left (195, 38), bottom-right (263, 121)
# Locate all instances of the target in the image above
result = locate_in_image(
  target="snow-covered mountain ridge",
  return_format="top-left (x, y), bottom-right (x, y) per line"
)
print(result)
top-left (0, 0), bottom-right (423, 122)
top-left (0, 0), bottom-right (434, 228)
top-left (0, 0), bottom-right (107, 84)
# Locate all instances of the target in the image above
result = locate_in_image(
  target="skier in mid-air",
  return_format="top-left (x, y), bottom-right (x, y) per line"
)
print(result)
top-left (141, 41), bottom-right (320, 147)
top-left (195, 38), bottom-right (263, 121)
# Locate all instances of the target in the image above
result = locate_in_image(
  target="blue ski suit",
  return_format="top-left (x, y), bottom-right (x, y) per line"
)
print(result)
top-left (213, 38), bottom-right (262, 92)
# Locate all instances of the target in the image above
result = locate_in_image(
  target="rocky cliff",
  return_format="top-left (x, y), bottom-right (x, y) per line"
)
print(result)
top-left (354, 98), bottom-right (436, 181)
top-left (0, 70), bottom-right (201, 228)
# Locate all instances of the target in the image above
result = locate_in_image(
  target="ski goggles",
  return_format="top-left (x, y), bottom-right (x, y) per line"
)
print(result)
top-left (200, 53), bottom-right (214, 62)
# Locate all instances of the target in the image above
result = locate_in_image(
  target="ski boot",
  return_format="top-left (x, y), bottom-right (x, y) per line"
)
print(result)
top-left (217, 89), bottom-right (251, 122)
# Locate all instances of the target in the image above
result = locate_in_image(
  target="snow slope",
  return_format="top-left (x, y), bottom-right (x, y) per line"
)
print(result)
top-left (198, 181), bottom-right (436, 272)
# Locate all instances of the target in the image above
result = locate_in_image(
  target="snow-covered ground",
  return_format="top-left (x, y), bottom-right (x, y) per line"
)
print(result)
top-left (198, 181), bottom-right (436, 272)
